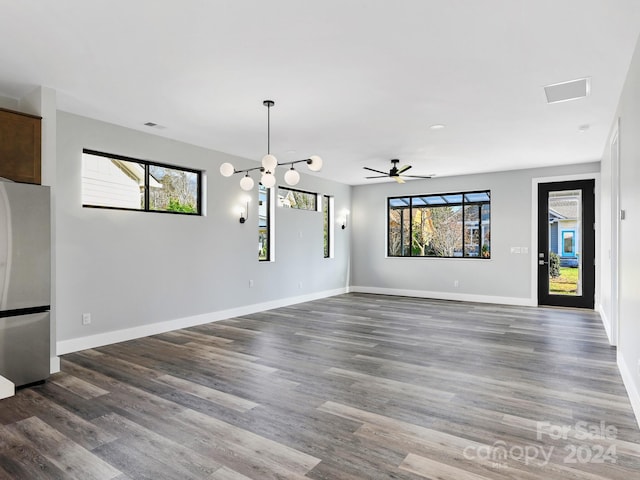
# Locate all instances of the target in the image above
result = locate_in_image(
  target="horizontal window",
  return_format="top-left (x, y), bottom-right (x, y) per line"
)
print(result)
top-left (82, 149), bottom-right (201, 215)
top-left (388, 190), bottom-right (490, 258)
top-left (277, 187), bottom-right (317, 210)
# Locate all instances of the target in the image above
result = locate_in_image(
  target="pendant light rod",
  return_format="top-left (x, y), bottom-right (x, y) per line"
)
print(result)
top-left (263, 100), bottom-right (274, 155)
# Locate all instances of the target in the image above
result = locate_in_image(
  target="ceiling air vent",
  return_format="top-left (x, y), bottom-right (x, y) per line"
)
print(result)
top-left (544, 78), bottom-right (590, 104)
top-left (143, 122), bottom-right (166, 130)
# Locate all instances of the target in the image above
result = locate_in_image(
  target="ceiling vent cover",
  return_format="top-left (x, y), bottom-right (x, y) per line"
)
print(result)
top-left (143, 122), bottom-right (166, 130)
top-left (544, 78), bottom-right (590, 104)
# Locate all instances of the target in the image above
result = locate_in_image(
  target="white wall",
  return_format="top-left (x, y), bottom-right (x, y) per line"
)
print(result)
top-left (55, 111), bottom-right (351, 353)
top-left (599, 133), bottom-right (614, 342)
top-left (351, 163), bottom-right (599, 305)
top-left (0, 95), bottom-right (19, 110)
top-left (603, 33), bottom-right (640, 426)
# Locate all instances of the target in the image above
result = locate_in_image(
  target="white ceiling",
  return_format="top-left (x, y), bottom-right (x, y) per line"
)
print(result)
top-left (2, 0), bottom-right (639, 185)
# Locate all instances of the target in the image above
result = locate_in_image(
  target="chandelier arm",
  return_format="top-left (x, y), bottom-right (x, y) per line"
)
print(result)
top-left (279, 158), bottom-right (312, 167)
top-left (233, 166), bottom-right (264, 175)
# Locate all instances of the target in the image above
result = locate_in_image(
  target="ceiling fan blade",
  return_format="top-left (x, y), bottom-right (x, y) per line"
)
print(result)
top-left (365, 175), bottom-right (388, 179)
top-left (396, 165), bottom-right (412, 174)
top-left (404, 175), bottom-right (432, 179)
top-left (363, 166), bottom-right (388, 175)
top-left (393, 176), bottom-right (405, 184)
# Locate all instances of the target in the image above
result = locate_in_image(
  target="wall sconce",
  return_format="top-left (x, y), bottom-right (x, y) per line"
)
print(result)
top-left (340, 210), bottom-right (350, 229)
top-left (238, 196), bottom-right (250, 224)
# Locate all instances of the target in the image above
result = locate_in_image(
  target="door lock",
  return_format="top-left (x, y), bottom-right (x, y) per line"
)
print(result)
top-left (539, 260), bottom-right (548, 265)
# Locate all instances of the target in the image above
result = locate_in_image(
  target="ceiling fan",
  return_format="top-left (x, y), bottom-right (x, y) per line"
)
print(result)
top-left (363, 159), bottom-right (432, 184)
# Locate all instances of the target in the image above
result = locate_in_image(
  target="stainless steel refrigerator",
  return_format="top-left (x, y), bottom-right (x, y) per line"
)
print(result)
top-left (0, 180), bottom-right (51, 387)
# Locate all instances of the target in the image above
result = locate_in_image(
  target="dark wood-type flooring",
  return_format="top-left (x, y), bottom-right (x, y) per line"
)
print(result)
top-left (1, 293), bottom-right (639, 479)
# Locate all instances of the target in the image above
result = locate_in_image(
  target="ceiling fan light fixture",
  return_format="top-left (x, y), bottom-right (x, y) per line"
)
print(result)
top-left (363, 158), bottom-right (431, 183)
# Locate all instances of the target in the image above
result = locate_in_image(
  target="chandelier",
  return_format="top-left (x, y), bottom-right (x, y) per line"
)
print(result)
top-left (219, 100), bottom-right (323, 191)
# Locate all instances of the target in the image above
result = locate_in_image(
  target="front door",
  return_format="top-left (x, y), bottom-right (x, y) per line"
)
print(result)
top-left (538, 180), bottom-right (595, 308)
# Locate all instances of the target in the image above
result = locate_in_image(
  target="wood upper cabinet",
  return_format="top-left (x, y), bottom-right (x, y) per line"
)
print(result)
top-left (0, 108), bottom-right (42, 184)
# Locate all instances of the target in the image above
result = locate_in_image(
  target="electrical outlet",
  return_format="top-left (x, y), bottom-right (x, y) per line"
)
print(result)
top-left (298, 281), bottom-right (303, 289)
top-left (637, 359), bottom-right (640, 376)
top-left (454, 280), bottom-right (459, 288)
top-left (82, 313), bottom-right (91, 325)
top-left (249, 279), bottom-right (254, 288)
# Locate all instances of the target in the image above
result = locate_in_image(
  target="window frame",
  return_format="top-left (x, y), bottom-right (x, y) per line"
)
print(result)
top-left (561, 229), bottom-right (576, 256)
top-left (277, 186), bottom-right (318, 211)
top-left (82, 149), bottom-right (202, 215)
top-left (258, 184), bottom-right (272, 262)
top-left (387, 189), bottom-right (491, 259)
top-left (323, 195), bottom-right (333, 258)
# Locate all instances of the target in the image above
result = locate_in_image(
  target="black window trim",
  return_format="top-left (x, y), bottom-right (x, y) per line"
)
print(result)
top-left (259, 184), bottom-right (271, 262)
top-left (323, 194), bottom-right (331, 258)
top-left (277, 185), bottom-right (319, 211)
top-left (387, 189), bottom-right (491, 259)
top-left (82, 148), bottom-right (202, 215)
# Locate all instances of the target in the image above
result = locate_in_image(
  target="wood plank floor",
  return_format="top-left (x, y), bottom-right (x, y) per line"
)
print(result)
top-left (1, 293), bottom-right (639, 479)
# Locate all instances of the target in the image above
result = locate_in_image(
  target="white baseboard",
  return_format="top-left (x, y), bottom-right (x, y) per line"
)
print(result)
top-left (618, 352), bottom-right (640, 430)
top-left (597, 303), bottom-right (615, 345)
top-left (56, 288), bottom-right (348, 356)
top-left (50, 356), bottom-right (60, 374)
top-left (350, 286), bottom-right (536, 307)
top-left (0, 375), bottom-right (15, 400)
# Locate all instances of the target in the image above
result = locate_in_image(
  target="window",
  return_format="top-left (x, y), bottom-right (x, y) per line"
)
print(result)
top-left (323, 195), bottom-right (332, 258)
top-left (258, 184), bottom-right (271, 261)
top-left (277, 187), bottom-right (317, 210)
top-left (388, 190), bottom-right (490, 258)
top-left (562, 230), bottom-right (575, 256)
top-left (82, 149), bottom-right (201, 215)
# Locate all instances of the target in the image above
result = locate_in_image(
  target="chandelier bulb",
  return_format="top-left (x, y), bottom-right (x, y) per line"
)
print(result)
top-left (220, 162), bottom-right (235, 177)
top-left (307, 155), bottom-right (323, 172)
top-left (240, 174), bottom-right (254, 191)
top-left (284, 167), bottom-right (300, 186)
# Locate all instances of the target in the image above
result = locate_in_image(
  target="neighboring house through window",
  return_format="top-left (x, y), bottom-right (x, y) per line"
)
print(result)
top-left (81, 149), bottom-right (201, 215)
top-left (548, 190), bottom-right (580, 267)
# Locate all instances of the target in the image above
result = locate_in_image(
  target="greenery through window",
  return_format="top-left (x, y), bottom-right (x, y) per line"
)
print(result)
top-left (82, 149), bottom-right (201, 215)
top-left (277, 187), bottom-right (317, 210)
top-left (323, 195), bottom-right (331, 258)
top-left (258, 184), bottom-right (270, 261)
top-left (388, 191), bottom-right (490, 258)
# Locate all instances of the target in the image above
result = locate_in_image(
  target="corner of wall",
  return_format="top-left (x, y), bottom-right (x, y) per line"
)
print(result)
top-left (597, 303), bottom-right (615, 345)
top-left (618, 352), bottom-right (640, 430)
top-left (50, 356), bottom-right (60, 374)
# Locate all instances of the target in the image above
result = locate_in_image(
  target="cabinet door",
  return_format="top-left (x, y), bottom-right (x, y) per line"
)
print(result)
top-left (0, 109), bottom-right (42, 184)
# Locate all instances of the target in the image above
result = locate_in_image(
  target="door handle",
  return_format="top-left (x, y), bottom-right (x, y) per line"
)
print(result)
top-left (538, 260), bottom-right (548, 265)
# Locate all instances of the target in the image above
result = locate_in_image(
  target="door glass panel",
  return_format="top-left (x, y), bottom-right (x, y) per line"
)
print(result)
top-left (548, 190), bottom-right (581, 296)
